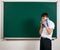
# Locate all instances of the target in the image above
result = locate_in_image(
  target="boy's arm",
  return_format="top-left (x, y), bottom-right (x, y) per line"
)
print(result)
top-left (39, 24), bottom-right (43, 35)
top-left (45, 26), bottom-right (53, 35)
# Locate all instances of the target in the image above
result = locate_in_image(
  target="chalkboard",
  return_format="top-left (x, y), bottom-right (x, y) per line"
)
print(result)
top-left (4, 2), bottom-right (57, 39)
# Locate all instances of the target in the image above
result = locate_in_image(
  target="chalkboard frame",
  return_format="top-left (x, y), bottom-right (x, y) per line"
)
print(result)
top-left (2, 1), bottom-right (57, 40)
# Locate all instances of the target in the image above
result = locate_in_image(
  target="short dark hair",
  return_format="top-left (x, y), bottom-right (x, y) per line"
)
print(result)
top-left (41, 13), bottom-right (48, 17)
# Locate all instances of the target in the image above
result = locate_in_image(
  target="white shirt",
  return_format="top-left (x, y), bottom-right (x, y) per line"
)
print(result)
top-left (41, 19), bottom-right (55, 40)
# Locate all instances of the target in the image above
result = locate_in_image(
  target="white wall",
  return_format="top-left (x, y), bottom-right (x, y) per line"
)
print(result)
top-left (0, 0), bottom-right (60, 50)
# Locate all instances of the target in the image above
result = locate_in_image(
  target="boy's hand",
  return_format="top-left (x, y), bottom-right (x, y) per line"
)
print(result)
top-left (42, 21), bottom-right (46, 26)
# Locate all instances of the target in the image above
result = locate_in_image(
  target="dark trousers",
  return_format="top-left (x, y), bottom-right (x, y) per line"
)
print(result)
top-left (40, 37), bottom-right (52, 50)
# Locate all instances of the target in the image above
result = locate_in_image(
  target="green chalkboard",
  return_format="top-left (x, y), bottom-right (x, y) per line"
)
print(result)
top-left (4, 2), bottom-right (57, 38)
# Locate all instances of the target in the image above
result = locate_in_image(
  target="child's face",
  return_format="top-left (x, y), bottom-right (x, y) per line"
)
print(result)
top-left (42, 16), bottom-right (48, 21)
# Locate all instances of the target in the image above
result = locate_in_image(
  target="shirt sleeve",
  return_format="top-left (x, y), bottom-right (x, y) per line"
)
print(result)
top-left (49, 21), bottom-right (55, 29)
